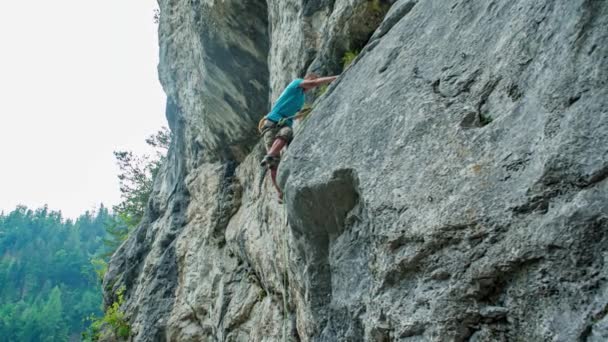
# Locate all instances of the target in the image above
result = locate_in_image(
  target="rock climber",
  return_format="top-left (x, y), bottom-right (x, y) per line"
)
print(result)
top-left (260, 73), bottom-right (338, 201)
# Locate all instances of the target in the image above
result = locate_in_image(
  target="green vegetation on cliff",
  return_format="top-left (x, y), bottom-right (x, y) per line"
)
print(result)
top-left (84, 127), bottom-right (171, 341)
top-left (103, 127), bottom-right (171, 256)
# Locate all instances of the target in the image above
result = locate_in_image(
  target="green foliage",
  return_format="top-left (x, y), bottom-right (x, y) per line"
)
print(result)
top-left (317, 84), bottom-right (328, 96)
top-left (112, 150), bottom-right (155, 226)
top-left (342, 50), bottom-right (360, 69)
top-left (83, 286), bottom-right (130, 341)
top-left (0, 128), bottom-right (171, 341)
top-left (101, 217), bottom-right (130, 259)
top-left (370, 0), bottom-right (382, 13)
top-left (80, 128), bottom-right (171, 341)
top-left (105, 287), bottom-right (131, 338)
top-left (105, 127), bottom-right (171, 256)
top-left (90, 258), bottom-right (108, 283)
top-left (112, 128), bottom-right (170, 229)
top-left (0, 205), bottom-right (110, 341)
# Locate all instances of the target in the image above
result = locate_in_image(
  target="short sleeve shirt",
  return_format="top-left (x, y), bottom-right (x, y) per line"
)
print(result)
top-left (266, 79), bottom-right (305, 127)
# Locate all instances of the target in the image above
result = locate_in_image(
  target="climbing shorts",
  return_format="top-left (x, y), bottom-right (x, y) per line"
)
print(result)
top-left (261, 120), bottom-right (293, 151)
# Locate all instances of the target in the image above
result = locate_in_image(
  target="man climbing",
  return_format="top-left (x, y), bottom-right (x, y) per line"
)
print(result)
top-left (260, 73), bottom-right (338, 201)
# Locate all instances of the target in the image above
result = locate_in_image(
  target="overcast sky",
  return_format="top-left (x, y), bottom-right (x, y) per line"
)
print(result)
top-left (0, 1), bottom-right (167, 219)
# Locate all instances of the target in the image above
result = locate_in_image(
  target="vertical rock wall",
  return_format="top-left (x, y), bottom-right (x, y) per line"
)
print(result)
top-left (104, 0), bottom-right (608, 341)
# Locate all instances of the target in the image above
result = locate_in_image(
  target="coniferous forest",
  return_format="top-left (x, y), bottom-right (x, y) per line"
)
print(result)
top-left (0, 205), bottom-right (110, 341)
top-left (0, 128), bottom-right (169, 341)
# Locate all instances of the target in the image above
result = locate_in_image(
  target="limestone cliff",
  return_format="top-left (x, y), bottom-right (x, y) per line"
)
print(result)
top-left (103, 0), bottom-right (608, 341)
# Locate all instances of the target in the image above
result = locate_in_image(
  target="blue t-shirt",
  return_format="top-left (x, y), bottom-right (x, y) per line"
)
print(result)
top-left (266, 79), bottom-right (305, 127)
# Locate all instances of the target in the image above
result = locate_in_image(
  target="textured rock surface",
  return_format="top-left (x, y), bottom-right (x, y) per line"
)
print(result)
top-left (157, 0), bottom-right (270, 162)
top-left (104, 0), bottom-right (608, 341)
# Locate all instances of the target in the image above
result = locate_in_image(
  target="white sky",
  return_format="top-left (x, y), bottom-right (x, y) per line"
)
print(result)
top-left (0, 1), bottom-right (167, 219)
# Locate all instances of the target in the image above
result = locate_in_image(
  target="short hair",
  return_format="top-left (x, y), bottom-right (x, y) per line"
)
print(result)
top-left (304, 73), bottom-right (319, 80)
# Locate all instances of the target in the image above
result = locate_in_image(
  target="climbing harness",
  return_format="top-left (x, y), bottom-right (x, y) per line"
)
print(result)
top-left (257, 107), bottom-right (313, 134)
top-left (258, 116), bottom-right (267, 133)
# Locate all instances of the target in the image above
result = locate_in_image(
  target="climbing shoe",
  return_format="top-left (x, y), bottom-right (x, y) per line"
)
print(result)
top-left (260, 155), bottom-right (280, 168)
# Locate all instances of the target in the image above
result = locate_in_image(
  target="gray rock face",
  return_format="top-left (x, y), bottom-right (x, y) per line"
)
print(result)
top-left (157, 0), bottom-right (270, 162)
top-left (104, 0), bottom-right (608, 341)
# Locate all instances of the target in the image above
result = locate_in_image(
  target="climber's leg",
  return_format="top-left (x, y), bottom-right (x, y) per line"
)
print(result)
top-left (262, 120), bottom-right (279, 151)
top-left (260, 126), bottom-right (293, 167)
top-left (273, 126), bottom-right (293, 154)
top-left (268, 137), bottom-right (287, 156)
top-left (261, 137), bottom-right (286, 167)
top-left (260, 121), bottom-right (279, 167)
top-left (260, 125), bottom-right (293, 202)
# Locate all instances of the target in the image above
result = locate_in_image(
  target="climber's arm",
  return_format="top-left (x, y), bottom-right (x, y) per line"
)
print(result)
top-left (299, 76), bottom-right (338, 90)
